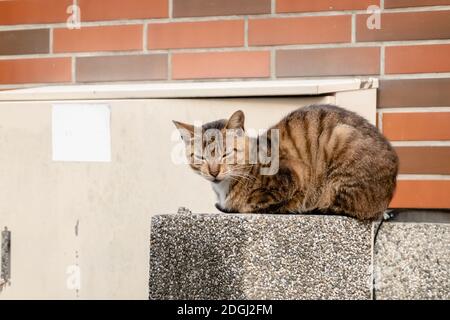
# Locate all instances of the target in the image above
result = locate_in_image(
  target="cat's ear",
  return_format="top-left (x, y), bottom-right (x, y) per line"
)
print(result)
top-left (226, 110), bottom-right (245, 131)
top-left (172, 120), bottom-right (194, 142)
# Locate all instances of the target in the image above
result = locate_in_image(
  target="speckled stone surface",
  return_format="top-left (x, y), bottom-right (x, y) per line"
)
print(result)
top-left (149, 214), bottom-right (373, 300)
top-left (1, 228), bottom-right (11, 283)
top-left (374, 222), bottom-right (450, 300)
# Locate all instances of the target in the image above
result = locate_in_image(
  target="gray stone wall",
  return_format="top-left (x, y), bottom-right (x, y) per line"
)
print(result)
top-left (375, 223), bottom-right (449, 300)
top-left (149, 213), bottom-right (449, 300)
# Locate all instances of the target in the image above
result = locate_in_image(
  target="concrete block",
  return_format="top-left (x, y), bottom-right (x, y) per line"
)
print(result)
top-left (149, 214), bottom-right (373, 300)
top-left (375, 222), bottom-right (450, 300)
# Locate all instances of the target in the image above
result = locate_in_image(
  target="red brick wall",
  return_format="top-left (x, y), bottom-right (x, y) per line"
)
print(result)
top-left (1, 0), bottom-right (450, 209)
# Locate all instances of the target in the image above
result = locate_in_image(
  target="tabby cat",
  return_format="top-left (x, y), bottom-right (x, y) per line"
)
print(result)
top-left (173, 105), bottom-right (398, 220)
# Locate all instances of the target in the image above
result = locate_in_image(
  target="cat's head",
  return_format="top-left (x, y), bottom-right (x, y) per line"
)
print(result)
top-left (173, 110), bottom-right (248, 183)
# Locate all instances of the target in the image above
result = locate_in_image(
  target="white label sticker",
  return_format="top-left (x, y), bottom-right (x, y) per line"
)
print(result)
top-left (52, 104), bottom-right (111, 162)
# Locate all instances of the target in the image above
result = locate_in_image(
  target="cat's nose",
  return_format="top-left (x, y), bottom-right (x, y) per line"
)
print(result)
top-left (209, 165), bottom-right (220, 177)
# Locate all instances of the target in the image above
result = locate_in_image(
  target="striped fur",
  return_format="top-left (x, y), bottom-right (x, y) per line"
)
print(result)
top-left (174, 104), bottom-right (399, 220)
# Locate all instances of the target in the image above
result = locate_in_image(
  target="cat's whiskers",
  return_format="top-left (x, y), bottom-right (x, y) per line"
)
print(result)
top-left (218, 168), bottom-right (253, 184)
top-left (229, 172), bottom-right (255, 181)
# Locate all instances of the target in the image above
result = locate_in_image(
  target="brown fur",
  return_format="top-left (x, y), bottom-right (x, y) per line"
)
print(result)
top-left (173, 105), bottom-right (399, 220)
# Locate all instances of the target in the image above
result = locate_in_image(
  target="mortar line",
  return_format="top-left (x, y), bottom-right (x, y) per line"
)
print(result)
top-left (398, 174), bottom-right (450, 180)
top-left (377, 111), bottom-right (383, 132)
top-left (244, 18), bottom-right (249, 48)
top-left (167, 50), bottom-right (172, 81)
top-left (351, 14), bottom-right (356, 43)
top-left (71, 56), bottom-right (76, 83)
top-left (379, 106), bottom-right (450, 113)
top-left (391, 141), bottom-right (450, 147)
top-left (169, 0), bottom-right (173, 19)
top-left (143, 23), bottom-right (149, 52)
top-left (380, 72), bottom-right (450, 79)
top-left (270, 49), bottom-right (276, 79)
top-left (49, 28), bottom-right (54, 54)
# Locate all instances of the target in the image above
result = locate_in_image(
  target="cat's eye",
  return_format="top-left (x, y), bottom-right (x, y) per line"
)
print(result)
top-left (193, 154), bottom-right (205, 161)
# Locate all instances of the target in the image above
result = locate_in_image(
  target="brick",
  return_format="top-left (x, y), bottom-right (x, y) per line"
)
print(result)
top-left (0, 58), bottom-right (71, 84)
top-left (390, 180), bottom-right (450, 209)
top-left (148, 20), bottom-right (244, 49)
top-left (76, 54), bottom-right (167, 82)
top-left (173, 0), bottom-right (271, 17)
top-left (277, 0), bottom-right (379, 13)
top-left (396, 147), bottom-right (450, 174)
top-left (53, 25), bottom-right (143, 53)
top-left (249, 16), bottom-right (351, 46)
top-left (385, 44), bottom-right (450, 74)
top-left (385, 0), bottom-right (450, 8)
top-left (0, 29), bottom-right (49, 55)
top-left (379, 78), bottom-right (450, 108)
top-left (172, 51), bottom-right (270, 80)
top-left (78, 0), bottom-right (168, 21)
top-left (357, 11), bottom-right (450, 42)
top-left (383, 112), bottom-right (450, 141)
top-left (0, 0), bottom-right (71, 25)
top-left (277, 47), bottom-right (379, 77)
